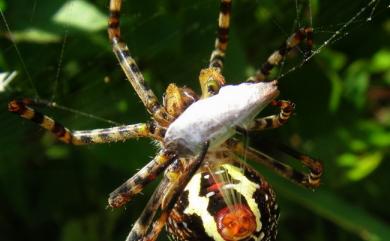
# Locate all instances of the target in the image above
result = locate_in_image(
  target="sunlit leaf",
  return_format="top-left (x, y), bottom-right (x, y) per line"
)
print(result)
top-left (369, 131), bottom-right (390, 147)
top-left (338, 152), bottom-right (383, 181)
top-left (346, 152), bottom-right (383, 181)
top-left (52, 0), bottom-right (106, 32)
top-left (356, 120), bottom-right (390, 147)
top-left (370, 49), bottom-right (390, 72)
top-left (349, 139), bottom-right (367, 152)
top-left (0, 0), bottom-right (6, 11)
top-left (10, 28), bottom-right (60, 43)
top-left (338, 152), bottom-right (358, 166)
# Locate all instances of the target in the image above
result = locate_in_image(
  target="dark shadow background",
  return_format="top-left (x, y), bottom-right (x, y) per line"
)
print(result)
top-left (0, 0), bottom-right (389, 241)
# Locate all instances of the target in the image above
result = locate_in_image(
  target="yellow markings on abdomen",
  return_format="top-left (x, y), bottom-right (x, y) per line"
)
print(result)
top-left (183, 163), bottom-right (263, 240)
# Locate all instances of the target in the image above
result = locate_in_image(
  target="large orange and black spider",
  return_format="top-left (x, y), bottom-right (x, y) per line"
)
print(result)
top-left (8, 0), bottom-right (323, 241)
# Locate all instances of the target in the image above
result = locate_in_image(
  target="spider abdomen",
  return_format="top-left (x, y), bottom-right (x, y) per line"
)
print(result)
top-left (166, 160), bottom-right (279, 241)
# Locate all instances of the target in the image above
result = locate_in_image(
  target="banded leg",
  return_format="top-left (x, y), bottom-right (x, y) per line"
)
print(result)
top-left (108, 150), bottom-right (176, 208)
top-left (228, 139), bottom-right (322, 188)
top-left (126, 143), bottom-right (209, 241)
top-left (8, 99), bottom-right (156, 145)
top-left (240, 100), bottom-right (295, 131)
top-left (248, 27), bottom-right (313, 82)
top-left (209, 0), bottom-right (232, 72)
top-left (125, 174), bottom-right (172, 241)
top-left (108, 0), bottom-right (172, 125)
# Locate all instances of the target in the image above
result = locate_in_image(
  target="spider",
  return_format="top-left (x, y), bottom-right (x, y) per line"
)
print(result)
top-left (8, 0), bottom-right (323, 241)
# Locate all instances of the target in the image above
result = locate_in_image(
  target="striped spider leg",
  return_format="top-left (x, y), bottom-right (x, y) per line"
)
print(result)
top-left (235, 27), bottom-right (314, 134)
top-left (228, 139), bottom-right (323, 189)
top-left (231, 26), bottom-right (322, 188)
top-left (7, 98), bottom-right (182, 206)
top-left (7, 98), bottom-right (158, 144)
top-left (125, 143), bottom-right (209, 241)
top-left (248, 27), bottom-right (313, 83)
top-left (268, 142), bottom-right (323, 188)
top-left (6, 97), bottom-right (187, 221)
top-left (161, 4), bottom-right (320, 241)
top-left (6, 87), bottom-right (208, 241)
top-left (8, 0), bottom-right (324, 240)
top-left (209, 0), bottom-right (232, 72)
top-left (107, 83), bottom-right (200, 209)
top-left (108, 150), bottom-right (176, 208)
top-left (201, 27), bottom-right (313, 130)
top-left (200, 0), bottom-right (232, 99)
top-left (108, 0), bottom-right (173, 126)
top-left (239, 100), bottom-right (296, 131)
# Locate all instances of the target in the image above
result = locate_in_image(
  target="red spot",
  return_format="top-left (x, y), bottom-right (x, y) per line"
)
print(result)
top-left (207, 182), bottom-right (223, 193)
top-left (215, 204), bottom-right (256, 241)
top-left (147, 174), bottom-right (156, 181)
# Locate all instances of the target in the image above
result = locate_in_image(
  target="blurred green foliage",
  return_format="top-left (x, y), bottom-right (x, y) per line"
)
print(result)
top-left (0, 0), bottom-right (389, 241)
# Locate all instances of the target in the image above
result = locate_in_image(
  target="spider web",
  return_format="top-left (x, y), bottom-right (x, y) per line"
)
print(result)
top-left (0, 1), bottom-right (389, 241)
top-left (0, 0), bottom-right (386, 123)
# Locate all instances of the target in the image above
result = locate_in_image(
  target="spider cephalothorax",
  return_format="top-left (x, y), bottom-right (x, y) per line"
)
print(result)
top-left (8, 0), bottom-right (323, 241)
top-left (163, 84), bottom-right (199, 120)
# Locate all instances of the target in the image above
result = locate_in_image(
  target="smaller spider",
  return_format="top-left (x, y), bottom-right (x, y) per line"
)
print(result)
top-left (8, 1), bottom-right (323, 241)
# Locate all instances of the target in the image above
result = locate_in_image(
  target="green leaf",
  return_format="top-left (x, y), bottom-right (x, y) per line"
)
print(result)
top-left (369, 131), bottom-right (390, 147)
top-left (327, 70), bottom-right (343, 112)
top-left (338, 152), bottom-right (383, 181)
top-left (370, 49), bottom-right (390, 72)
top-left (45, 145), bottom-right (70, 159)
top-left (0, 0), bottom-right (6, 11)
top-left (344, 60), bottom-right (369, 109)
top-left (52, 0), bottom-right (106, 32)
top-left (317, 49), bottom-right (347, 112)
top-left (10, 28), bottom-right (61, 43)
